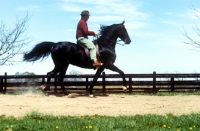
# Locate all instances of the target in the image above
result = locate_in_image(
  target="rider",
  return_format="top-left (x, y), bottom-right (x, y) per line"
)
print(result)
top-left (76, 10), bottom-right (103, 67)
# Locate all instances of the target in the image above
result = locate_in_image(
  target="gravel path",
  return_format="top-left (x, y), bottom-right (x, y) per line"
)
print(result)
top-left (0, 94), bottom-right (200, 117)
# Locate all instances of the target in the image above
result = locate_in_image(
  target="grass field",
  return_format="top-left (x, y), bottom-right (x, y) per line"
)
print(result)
top-left (1, 111), bottom-right (200, 131)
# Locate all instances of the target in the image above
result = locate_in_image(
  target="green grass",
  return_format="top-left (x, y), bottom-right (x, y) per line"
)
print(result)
top-left (130, 92), bottom-right (200, 96)
top-left (156, 92), bottom-right (200, 96)
top-left (1, 111), bottom-right (200, 131)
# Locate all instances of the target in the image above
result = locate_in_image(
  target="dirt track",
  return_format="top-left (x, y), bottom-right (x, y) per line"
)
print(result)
top-left (0, 94), bottom-right (200, 117)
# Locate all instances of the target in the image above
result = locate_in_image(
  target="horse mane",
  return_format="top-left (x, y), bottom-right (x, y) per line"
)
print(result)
top-left (99, 25), bottom-right (108, 36)
top-left (99, 24), bottom-right (118, 37)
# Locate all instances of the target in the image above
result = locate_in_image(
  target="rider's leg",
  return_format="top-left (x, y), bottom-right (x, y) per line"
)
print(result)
top-left (78, 37), bottom-right (103, 67)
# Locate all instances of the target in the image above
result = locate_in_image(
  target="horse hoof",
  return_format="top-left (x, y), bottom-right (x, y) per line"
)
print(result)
top-left (122, 86), bottom-right (127, 92)
top-left (89, 94), bottom-right (95, 98)
top-left (67, 93), bottom-right (78, 98)
top-left (40, 85), bottom-right (45, 90)
top-left (39, 85), bottom-right (50, 91)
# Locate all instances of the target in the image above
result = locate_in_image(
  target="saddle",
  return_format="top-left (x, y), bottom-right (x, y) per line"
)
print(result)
top-left (77, 41), bottom-right (100, 59)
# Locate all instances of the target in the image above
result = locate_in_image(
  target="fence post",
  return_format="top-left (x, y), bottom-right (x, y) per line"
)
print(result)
top-left (102, 72), bottom-right (106, 94)
top-left (153, 71), bottom-right (156, 94)
top-left (4, 72), bottom-right (7, 93)
top-left (54, 75), bottom-right (57, 94)
top-left (42, 77), bottom-right (45, 83)
top-left (171, 76), bottom-right (174, 92)
top-left (129, 77), bottom-right (132, 94)
top-left (86, 76), bottom-right (88, 90)
top-left (0, 76), bottom-right (3, 92)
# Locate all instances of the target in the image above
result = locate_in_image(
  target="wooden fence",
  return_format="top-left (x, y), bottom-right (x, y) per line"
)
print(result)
top-left (0, 72), bottom-right (200, 94)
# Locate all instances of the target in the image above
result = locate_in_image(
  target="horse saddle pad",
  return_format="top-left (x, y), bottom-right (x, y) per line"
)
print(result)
top-left (77, 41), bottom-right (100, 58)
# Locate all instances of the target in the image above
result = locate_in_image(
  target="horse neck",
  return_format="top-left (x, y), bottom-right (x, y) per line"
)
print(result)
top-left (98, 33), bottom-right (118, 49)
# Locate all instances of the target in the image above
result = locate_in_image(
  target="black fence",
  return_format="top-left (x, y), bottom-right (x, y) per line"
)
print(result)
top-left (0, 72), bottom-right (200, 94)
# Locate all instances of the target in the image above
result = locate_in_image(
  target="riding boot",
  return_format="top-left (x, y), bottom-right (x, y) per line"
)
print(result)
top-left (93, 59), bottom-right (103, 67)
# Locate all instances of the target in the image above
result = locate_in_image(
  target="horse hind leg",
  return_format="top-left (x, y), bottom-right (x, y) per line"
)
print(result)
top-left (43, 50), bottom-right (60, 91)
top-left (58, 64), bottom-right (69, 94)
top-left (43, 68), bottom-right (59, 91)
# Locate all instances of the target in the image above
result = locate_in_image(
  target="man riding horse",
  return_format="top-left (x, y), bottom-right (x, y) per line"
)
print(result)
top-left (23, 13), bottom-right (131, 96)
top-left (76, 10), bottom-right (103, 68)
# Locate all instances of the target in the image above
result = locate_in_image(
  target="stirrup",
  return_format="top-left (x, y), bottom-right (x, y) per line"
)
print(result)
top-left (93, 62), bottom-right (103, 67)
top-left (93, 63), bottom-right (103, 69)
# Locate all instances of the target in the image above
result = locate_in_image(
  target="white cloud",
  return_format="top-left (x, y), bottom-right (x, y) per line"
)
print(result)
top-left (60, 0), bottom-right (151, 35)
top-left (60, 3), bottom-right (82, 12)
top-left (125, 21), bottom-right (150, 29)
top-left (90, 16), bottom-right (124, 22)
top-left (162, 21), bottom-right (182, 27)
top-left (17, 5), bottom-right (41, 11)
top-left (60, 0), bottom-right (148, 21)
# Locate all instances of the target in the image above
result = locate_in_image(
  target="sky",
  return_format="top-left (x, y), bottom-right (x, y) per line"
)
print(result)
top-left (1, 0), bottom-right (200, 75)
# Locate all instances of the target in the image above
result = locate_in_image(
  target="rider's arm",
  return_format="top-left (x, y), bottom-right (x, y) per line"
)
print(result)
top-left (79, 20), bottom-right (95, 36)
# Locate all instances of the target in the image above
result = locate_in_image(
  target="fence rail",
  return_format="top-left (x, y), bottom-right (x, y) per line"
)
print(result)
top-left (0, 72), bottom-right (200, 94)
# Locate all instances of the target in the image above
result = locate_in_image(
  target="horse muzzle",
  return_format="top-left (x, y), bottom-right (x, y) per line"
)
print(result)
top-left (124, 38), bottom-right (131, 44)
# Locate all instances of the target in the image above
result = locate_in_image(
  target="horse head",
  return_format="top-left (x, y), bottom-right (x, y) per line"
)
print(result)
top-left (98, 21), bottom-right (131, 45)
top-left (117, 21), bottom-right (131, 44)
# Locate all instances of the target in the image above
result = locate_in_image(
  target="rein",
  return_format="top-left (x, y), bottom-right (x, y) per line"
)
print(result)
top-left (116, 40), bottom-right (125, 46)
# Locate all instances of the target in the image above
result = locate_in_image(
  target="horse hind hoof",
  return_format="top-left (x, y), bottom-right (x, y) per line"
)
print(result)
top-left (89, 94), bottom-right (95, 98)
top-left (39, 85), bottom-right (45, 90)
top-left (122, 86), bottom-right (127, 92)
top-left (67, 93), bottom-right (78, 98)
top-left (39, 85), bottom-right (50, 91)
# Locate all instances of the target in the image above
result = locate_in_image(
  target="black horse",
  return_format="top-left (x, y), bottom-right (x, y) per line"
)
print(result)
top-left (23, 21), bottom-right (131, 96)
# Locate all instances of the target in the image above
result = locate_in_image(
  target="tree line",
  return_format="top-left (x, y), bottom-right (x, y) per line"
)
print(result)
top-left (7, 69), bottom-right (84, 83)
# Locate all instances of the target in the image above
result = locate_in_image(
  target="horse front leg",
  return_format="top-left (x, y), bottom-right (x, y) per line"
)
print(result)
top-left (105, 63), bottom-right (127, 91)
top-left (87, 67), bottom-right (104, 96)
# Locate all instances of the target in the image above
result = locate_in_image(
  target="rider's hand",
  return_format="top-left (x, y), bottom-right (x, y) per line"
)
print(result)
top-left (94, 31), bottom-right (98, 36)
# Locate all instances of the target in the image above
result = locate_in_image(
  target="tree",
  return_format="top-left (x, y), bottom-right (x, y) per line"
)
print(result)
top-left (68, 69), bottom-right (84, 82)
top-left (13, 72), bottom-right (39, 83)
top-left (0, 14), bottom-right (30, 66)
top-left (182, 6), bottom-right (200, 49)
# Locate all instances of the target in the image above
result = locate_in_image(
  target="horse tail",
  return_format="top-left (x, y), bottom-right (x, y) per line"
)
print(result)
top-left (23, 41), bottom-right (55, 62)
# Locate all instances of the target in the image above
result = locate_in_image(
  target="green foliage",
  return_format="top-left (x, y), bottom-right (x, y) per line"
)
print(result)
top-left (1, 111), bottom-right (200, 131)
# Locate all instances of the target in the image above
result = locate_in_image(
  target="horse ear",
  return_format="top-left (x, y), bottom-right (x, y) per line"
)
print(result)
top-left (121, 21), bottom-right (125, 25)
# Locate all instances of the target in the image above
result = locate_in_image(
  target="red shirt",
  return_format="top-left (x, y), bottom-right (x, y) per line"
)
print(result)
top-left (76, 18), bottom-right (95, 38)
